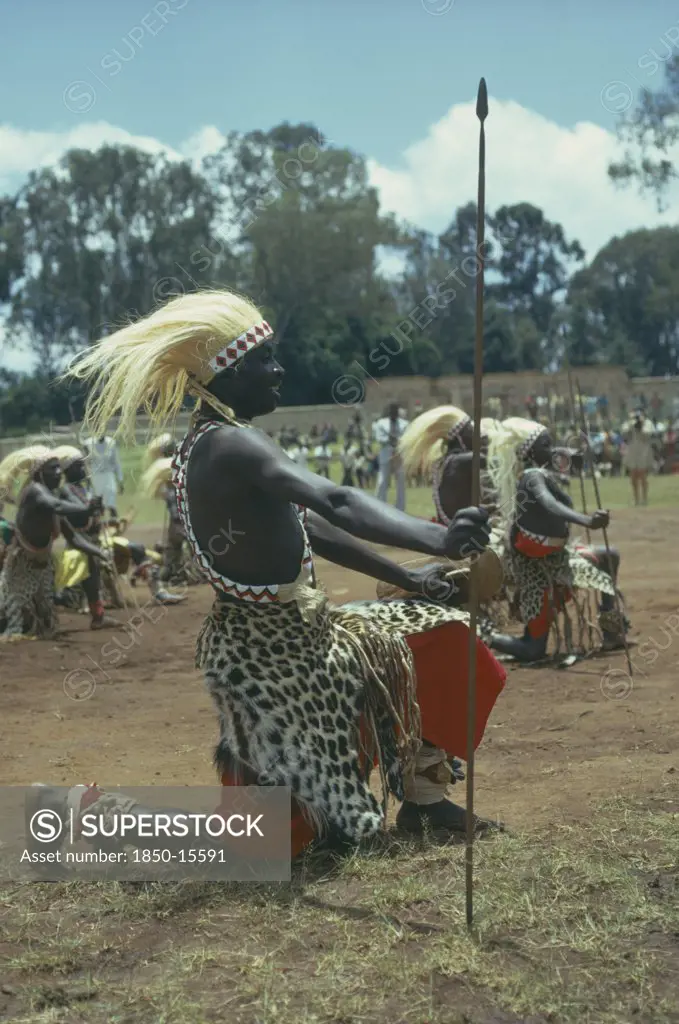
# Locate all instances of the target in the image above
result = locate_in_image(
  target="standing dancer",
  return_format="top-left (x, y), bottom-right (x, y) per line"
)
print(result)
top-left (0, 446), bottom-right (99, 638)
top-left (485, 418), bottom-right (629, 664)
top-left (38, 290), bottom-right (506, 857)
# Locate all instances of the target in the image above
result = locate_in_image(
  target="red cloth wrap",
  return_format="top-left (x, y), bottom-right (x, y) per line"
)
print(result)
top-left (220, 620), bottom-right (506, 858)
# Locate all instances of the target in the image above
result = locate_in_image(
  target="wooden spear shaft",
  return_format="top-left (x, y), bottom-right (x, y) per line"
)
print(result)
top-left (466, 77), bottom-right (488, 930)
top-left (565, 367), bottom-right (591, 546)
top-left (575, 379), bottom-right (634, 680)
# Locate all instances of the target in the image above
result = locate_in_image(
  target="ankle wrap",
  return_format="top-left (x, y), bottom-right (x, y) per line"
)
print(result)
top-left (403, 746), bottom-right (451, 805)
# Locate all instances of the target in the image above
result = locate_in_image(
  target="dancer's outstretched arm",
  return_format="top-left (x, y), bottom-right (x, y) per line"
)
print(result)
top-left (522, 471), bottom-right (609, 530)
top-left (210, 427), bottom-right (491, 559)
top-left (306, 511), bottom-right (461, 601)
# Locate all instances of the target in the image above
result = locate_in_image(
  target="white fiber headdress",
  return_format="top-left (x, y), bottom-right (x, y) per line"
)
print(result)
top-left (398, 405), bottom-right (470, 477)
top-left (486, 418), bottom-right (550, 524)
top-left (66, 289), bottom-right (273, 441)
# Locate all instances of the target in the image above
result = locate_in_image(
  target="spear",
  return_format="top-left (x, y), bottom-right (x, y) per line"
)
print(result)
top-left (564, 365), bottom-right (591, 547)
top-left (465, 77), bottom-right (488, 930)
top-left (575, 379), bottom-right (633, 680)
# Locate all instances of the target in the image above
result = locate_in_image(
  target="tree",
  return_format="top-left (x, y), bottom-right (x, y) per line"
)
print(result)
top-left (486, 203), bottom-right (585, 347)
top-left (205, 124), bottom-right (403, 402)
top-left (608, 56), bottom-right (679, 209)
top-left (563, 227), bottom-right (679, 376)
top-left (8, 145), bottom-right (220, 368)
top-left (0, 197), bottom-right (24, 304)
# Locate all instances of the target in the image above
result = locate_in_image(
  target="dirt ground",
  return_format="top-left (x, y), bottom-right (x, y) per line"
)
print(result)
top-left (1, 507), bottom-right (677, 826)
top-left (1, 506), bottom-right (678, 1023)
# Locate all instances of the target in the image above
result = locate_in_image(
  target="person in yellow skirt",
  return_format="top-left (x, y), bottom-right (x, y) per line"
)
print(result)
top-left (55, 445), bottom-right (184, 607)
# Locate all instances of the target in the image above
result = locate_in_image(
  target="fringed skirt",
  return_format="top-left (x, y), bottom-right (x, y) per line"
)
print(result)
top-left (0, 541), bottom-right (56, 639)
top-left (508, 542), bottom-right (616, 625)
top-left (197, 588), bottom-right (506, 845)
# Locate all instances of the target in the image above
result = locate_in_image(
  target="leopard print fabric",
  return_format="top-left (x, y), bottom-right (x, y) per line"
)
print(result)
top-left (197, 592), bottom-right (469, 843)
top-left (0, 541), bottom-right (56, 639)
top-left (509, 544), bottom-right (616, 624)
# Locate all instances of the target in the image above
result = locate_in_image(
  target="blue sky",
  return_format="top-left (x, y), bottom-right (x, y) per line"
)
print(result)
top-left (3, 0), bottom-right (679, 167)
top-left (2, 0), bottom-right (679, 372)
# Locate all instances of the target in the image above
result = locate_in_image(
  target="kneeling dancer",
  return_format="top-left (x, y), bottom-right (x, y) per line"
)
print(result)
top-left (32, 290), bottom-right (506, 857)
top-left (486, 418), bottom-right (629, 664)
top-left (140, 456), bottom-right (190, 588)
top-left (0, 447), bottom-right (99, 639)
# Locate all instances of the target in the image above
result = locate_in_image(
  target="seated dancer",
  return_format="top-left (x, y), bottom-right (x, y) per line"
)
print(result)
top-left (49, 445), bottom-right (116, 628)
top-left (136, 457), bottom-right (187, 601)
top-left (56, 446), bottom-right (183, 608)
top-left (0, 491), bottom-right (15, 572)
top-left (144, 432), bottom-right (177, 467)
top-left (140, 457), bottom-right (189, 586)
top-left (31, 290), bottom-right (506, 858)
top-left (0, 446), bottom-right (100, 639)
top-left (485, 418), bottom-right (629, 664)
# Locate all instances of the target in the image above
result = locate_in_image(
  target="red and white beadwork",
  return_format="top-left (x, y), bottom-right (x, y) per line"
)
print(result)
top-left (207, 321), bottom-right (274, 377)
top-left (171, 420), bottom-right (314, 603)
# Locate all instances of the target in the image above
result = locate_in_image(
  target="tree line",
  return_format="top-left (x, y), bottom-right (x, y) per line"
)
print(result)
top-left (1, 61), bottom-right (677, 433)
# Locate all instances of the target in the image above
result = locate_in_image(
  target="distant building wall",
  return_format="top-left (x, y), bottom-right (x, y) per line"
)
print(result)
top-left (2, 371), bottom-right (678, 459)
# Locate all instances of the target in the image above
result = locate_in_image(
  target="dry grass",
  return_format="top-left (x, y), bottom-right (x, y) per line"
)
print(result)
top-left (1, 796), bottom-right (677, 1023)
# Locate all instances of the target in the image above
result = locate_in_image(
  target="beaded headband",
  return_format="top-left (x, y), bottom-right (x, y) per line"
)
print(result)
top-left (518, 425), bottom-right (549, 460)
top-left (207, 320), bottom-right (274, 377)
top-left (447, 414), bottom-right (471, 442)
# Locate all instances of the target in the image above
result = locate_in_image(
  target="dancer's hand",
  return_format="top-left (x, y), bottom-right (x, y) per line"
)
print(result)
top-left (589, 509), bottom-right (610, 530)
top-left (405, 565), bottom-right (465, 607)
top-left (443, 506), bottom-right (491, 561)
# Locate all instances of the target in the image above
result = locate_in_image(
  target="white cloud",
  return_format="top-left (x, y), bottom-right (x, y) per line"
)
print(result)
top-left (0, 121), bottom-right (181, 195)
top-left (180, 126), bottom-right (227, 164)
top-left (1, 97), bottom-right (678, 266)
top-left (367, 97), bottom-right (679, 259)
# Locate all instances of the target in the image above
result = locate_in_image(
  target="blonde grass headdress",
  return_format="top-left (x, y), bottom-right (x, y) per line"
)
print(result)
top-left (398, 405), bottom-right (470, 477)
top-left (486, 417), bottom-right (550, 524)
top-left (145, 433), bottom-right (175, 467)
top-left (53, 445), bottom-right (84, 470)
top-left (140, 457), bottom-right (173, 500)
top-left (66, 290), bottom-right (273, 441)
top-left (0, 445), bottom-right (56, 499)
top-left (480, 417), bottom-right (503, 441)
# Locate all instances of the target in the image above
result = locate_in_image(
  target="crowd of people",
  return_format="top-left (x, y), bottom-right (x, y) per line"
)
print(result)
top-left (274, 400), bottom-right (673, 516)
top-left (9, 288), bottom-right (645, 870)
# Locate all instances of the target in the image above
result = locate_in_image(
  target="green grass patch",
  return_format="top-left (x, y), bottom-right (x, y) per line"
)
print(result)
top-left (1, 799), bottom-right (677, 1022)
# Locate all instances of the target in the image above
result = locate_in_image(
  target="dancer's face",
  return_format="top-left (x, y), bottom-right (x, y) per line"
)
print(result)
top-left (39, 458), bottom-right (62, 491)
top-left (530, 432), bottom-right (552, 466)
top-left (209, 341), bottom-right (285, 420)
top-left (65, 459), bottom-right (87, 483)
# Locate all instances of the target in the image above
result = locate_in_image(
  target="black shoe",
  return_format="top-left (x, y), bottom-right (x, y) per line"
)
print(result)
top-left (396, 799), bottom-right (502, 836)
top-left (489, 631), bottom-right (548, 664)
